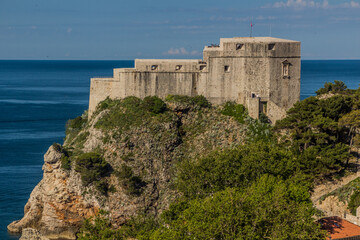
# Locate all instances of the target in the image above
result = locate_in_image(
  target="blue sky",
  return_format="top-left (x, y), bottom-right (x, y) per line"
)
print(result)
top-left (1, 0), bottom-right (359, 60)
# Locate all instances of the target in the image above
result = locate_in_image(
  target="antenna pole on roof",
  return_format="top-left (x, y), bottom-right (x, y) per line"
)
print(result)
top-left (250, 20), bottom-right (253, 37)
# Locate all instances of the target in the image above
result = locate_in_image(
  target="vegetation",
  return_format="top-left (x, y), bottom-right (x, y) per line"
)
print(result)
top-left (320, 177), bottom-right (360, 203)
top-left (165, 95), bottom-right (211, 109)
top-left (95, 96), bottom-right (172, 134)
top-left (76, 84), bottom-right (360, 239)
top-left (316, 80), bottom-right (347, 95)
top-left (77, 210), bottom-right (120, 240)
top-left (275, 89), bottom-right (359, 177)
top-left (116, 164), bottom-right (146, 196)
top-left (65, 115), bottom-right (87, 143)
top-left (220, 101), bottom-right (247, 123)
top-left (152, 176), bottom-right (325, 239)
top-left (75, 152), bottom-right (112, 194)
top-left (348, 190), bottom-right (360, 215)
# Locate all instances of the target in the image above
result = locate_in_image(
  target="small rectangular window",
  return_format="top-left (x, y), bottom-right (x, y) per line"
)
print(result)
top-left (151, 65), bottom-right (158, 70)
top-left (268, 44), bottom-right (275, 50)
top-left (224, 65), bottom-right (230, 72)
top-left (236, 43), bottom-right (244, 50)
top-left (200, 65), bottom-right (206, 71)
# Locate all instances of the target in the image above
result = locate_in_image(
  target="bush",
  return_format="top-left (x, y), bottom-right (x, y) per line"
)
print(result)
top-left (220, 101), bottom-right (247, 123)
top-left (143, 96), bottom-right (167, 114)
top-left (165, 95), bottom-right (211, 109)
top-left (65, 116), bottom-right (87, 135)
top-left (316, 80), bottom-right (347, 95)
top-left (176, 141), bottom-right (297, 199)
top-left (152, 176), bottom-right (326, 240)
top-left (77, 210), bottom-right (120, 240)
top-left (61, 155), bottom-right (71, 170)
top-left (348, 190), bottom-right (360, 215)
top-left (116, 164), bottom-right (146, 196)
top-left (191, 95), bottom-right (211, 108)
top-left (75, 152), bottom-right (111, 186)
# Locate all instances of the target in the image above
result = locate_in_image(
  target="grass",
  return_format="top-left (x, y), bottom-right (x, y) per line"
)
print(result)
top-left (319, 177), bottom-right (360, 203)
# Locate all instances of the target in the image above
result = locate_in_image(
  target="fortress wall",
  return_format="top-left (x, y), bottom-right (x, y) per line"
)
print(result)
top-left (269, 57), bottom-right (301, 108)
top-left (267, 100), bottom-right (287, 123)
top-left (134, 59), bottom-right (201, 72)
top-left (123, 72), bottom-right (203, 99)
top-left (204, 57), bottom-right (244, 104)
top-left (88, 37), bottom-right (301, 123)
top-left (89, 78), bottom-right (117, 116)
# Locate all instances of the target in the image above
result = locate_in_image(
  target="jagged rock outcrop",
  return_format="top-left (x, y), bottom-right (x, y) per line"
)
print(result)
top-left (8, 97), bottom-right (247, 239)
top-left (8, 145), bottom-right (100, 239)
top-left (20, 228), bottom-right (49, 240)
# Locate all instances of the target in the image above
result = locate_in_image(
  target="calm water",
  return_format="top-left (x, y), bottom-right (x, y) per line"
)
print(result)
top-left (0, 60), bottom-right (359, 239)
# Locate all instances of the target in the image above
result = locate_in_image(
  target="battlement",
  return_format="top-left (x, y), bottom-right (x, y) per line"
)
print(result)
top-left (89, 37), bottom-right (301, 123)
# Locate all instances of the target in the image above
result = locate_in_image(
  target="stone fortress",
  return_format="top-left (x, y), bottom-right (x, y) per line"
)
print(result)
top-left (89, 37), bottom-right (301, 123)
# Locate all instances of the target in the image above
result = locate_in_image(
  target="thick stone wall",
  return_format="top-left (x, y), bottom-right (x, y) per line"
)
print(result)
top-left (88, 37), bottom-right (301, 123)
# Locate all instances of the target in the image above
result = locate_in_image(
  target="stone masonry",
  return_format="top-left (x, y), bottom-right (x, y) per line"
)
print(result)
top-left (89, 37), bottom-right (301, 123)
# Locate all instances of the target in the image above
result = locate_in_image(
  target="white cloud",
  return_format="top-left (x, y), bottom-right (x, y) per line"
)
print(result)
top-left (341, 0), bottom-right (360, 8)
top-left (269, 0), bottom-right (359, 9)
top-left (164, 48), bottom-right (200, 56)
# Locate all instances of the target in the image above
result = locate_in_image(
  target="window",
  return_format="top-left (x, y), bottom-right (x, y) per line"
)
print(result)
top-left (200, 65), bottom-right (206, 71)
top-left (151, 65), bottom-right (158, 70)
top-left (224, 65), bottom-right (230, 72)
top-left (175, 65), bottom-right (182, 70)
top-left (251, 93), bottom-right (256, 98)
top-left (236, 43), bottom-right (244, 50)
top-left (268, 44), bottom-right (275, 50)
top-left (283, 64), bottom-right (289, 76)
top-left (282, 60), bottom-right (291, 77)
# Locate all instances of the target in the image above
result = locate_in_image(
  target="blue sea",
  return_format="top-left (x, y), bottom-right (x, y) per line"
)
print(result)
top-left (0, 60), bottom-right (359, 239)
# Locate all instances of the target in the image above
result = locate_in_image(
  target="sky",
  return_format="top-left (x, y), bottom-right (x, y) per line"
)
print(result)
top-left (0, 0), bottom-right (359, 60)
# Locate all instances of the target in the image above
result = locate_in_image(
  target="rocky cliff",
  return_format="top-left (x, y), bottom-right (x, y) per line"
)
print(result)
top-left (8, 96), bottom-right (247, 239)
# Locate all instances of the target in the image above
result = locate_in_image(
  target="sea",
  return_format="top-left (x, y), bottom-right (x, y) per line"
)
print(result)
top-left (0, 60), bottom-right (359, 239)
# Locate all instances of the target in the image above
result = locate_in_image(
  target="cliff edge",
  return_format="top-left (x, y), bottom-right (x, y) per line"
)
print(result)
top-left (8, 96), bottom-right (247, 239)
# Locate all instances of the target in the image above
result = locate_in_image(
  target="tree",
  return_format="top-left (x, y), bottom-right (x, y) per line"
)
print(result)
top-left (151, 175), bottom-right (327, 240)
top-left (339, 110), bottom-right (360, 149)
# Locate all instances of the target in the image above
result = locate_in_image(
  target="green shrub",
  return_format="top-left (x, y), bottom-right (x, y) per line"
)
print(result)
top-left (152, 176), bottom-right (326, 240)
top-left (61, 155), bottom-right (71, 170)
top-left (75, 152), bottom-right (111, 186)
top-left (95, 180), bottom-right (110, 196)
top-left (65, 116), bottom-right (87, 135)
top-left (117, 164), bottom-right (146, 196)
top-left (77, 210), bottom-right (120, 240)
top-left (316, 80), bottom-right (347, 95)
top-left (176, 141), bottom-right (297, 199)
top-left (143, 96), bottom-right (167, 114)
top-left (221, 101), bottom-right (247, 123)
top-left (348, 190), bottom-right (360, 215)
top-left (191, 95), bottom-right (211, 108)
top-left (165, 95), bottom-right (211, 109)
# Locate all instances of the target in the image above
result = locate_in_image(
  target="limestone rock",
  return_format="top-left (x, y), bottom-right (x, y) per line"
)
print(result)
top-left (20, 228), bottom-right (49, 240)
top-left (9, 102), bottom-right (246, 238)
top-left (8, 145), bottom-right (100, 239)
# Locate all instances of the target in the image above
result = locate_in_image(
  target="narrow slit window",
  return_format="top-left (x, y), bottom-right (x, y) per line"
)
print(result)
top-left (282, 60), bottom-right (291, 77)
top-left (224, 65), bottom-right (230, 72)
top-left (283, 64), bottom-right (289, 76)
top-left (268, 44), bottom-right (275, 50)
top-left (151, 65), bottom-right (158, 70)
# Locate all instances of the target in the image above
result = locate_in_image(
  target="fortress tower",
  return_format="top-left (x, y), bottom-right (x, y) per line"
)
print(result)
top-left (89, 37), bottom-right (301, 123)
